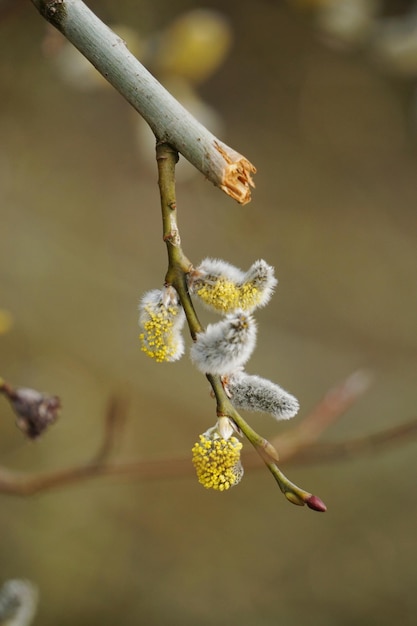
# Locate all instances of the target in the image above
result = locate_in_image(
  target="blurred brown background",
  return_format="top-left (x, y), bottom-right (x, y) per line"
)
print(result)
top-left (1, 1), bottom-right (416, 624)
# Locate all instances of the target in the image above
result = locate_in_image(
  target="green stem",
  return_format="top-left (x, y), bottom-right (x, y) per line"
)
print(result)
top-left (156, 142), bottom-right (203, 339)
top-left (207, 374), bottom-right (279, 460)
top-left (268, 462), bottom-right (312, 505)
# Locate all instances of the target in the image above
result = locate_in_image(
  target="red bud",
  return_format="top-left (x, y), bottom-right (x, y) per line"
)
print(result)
top-left (306, 495), bottom-right (327, 512)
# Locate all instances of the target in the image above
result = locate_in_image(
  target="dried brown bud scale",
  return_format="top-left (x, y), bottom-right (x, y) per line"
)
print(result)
top-left (10, 387), bottom-right (61, 439)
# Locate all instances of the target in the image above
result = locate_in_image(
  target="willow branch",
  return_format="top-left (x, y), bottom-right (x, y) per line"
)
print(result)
top-left (156, 145), bottom-right (275, 457)
top-left (30, 0), bottom-right (256, 204)
top-left (269, 370), bottom-right (372, 461)
top-left (0, 457), bottom-right (192, 497)
top-left (90, 395), bottom-right (129, 464)
top-left (1, 410), bottom-right (416, 497)
top-left (1, 369), bottom-right (417, 496)
top-left (154, 144), bottom-right (326, 509)
top-left (288, 418), bottom-right (417, 465)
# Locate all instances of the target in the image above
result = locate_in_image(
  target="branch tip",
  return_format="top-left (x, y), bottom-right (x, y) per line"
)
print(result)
top-left (306, 494), bottom-right (327, 512)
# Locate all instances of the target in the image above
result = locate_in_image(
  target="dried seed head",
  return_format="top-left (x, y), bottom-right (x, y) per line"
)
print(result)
top-left (226, 371), bottom-right (299, 420)
top-left (138, 286), bottom-right (186, 363)
top-left (190, 310), bottom-right (257, 375)
top-left (188, 257), bottom-right (277, 314)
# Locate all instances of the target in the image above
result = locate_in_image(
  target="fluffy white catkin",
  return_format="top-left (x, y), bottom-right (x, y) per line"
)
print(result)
top-left (192, 258), bottom-right (246, 283)
top-left (227, 371), bottom-right (299, 420)
top-left (190, 310), bottom-right (257, 375)
top-left (242, 259), bottom-right (278, 308)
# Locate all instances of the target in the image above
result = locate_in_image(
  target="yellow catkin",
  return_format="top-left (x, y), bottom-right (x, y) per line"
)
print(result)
top-left (139, 305), bottom-right (180, 362)
top-left (192, 434), bottom-right (243, 491)
top-left (196, 280), bottom-right (262, 313)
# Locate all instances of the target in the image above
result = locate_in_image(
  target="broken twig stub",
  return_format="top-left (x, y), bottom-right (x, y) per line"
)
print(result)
top-left (215, 142), bottom-right (256, 205)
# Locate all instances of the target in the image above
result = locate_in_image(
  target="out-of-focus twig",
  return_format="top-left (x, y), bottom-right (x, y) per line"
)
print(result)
top-left (91, 395), bottom-right (129, 464)
top-left (241, 370), bottom-right (372, 469)
top-left (288, 418), bottom-right (417, 465)
top-left (1, 372), bottom-right (417, 497)
top-left (0, 0), bottom-right (25, 22)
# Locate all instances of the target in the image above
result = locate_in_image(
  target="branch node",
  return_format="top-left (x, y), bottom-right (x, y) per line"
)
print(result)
top-left (39, 0), bottom-right (66, 25)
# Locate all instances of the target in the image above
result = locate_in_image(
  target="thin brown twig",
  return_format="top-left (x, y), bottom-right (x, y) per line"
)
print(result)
top-left (288, 418), bottom-right (417, 465)
top-left (241, 370), bottom-right (372, 469)
top-left (259, 370), bottom-right (372, 465)
top-left (1, 372), bottom-right (417, 496)
top-left (1, 416), bottom-right (416, 496)
top-left (91, 395), bottom-right (129, 464)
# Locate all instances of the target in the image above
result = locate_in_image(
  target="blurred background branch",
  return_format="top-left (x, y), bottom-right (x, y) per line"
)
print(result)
top-left (1, 372), bottom-right (416, 496)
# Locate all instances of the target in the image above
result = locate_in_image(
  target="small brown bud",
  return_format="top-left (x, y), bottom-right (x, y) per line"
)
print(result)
top-left (10, 387), bottom-right (61, 439)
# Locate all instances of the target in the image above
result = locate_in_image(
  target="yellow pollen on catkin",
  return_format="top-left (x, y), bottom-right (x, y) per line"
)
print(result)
top-left (196, 279), bottom-right (262, 313)
top-left (237, 283), bottom-right (263, 310)
top-left (192, 434), bottom-right (243, 491)
top-left (139, 305), bottom-right (180, 362)
top-left (196, 279), bottom-right (239, 313)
